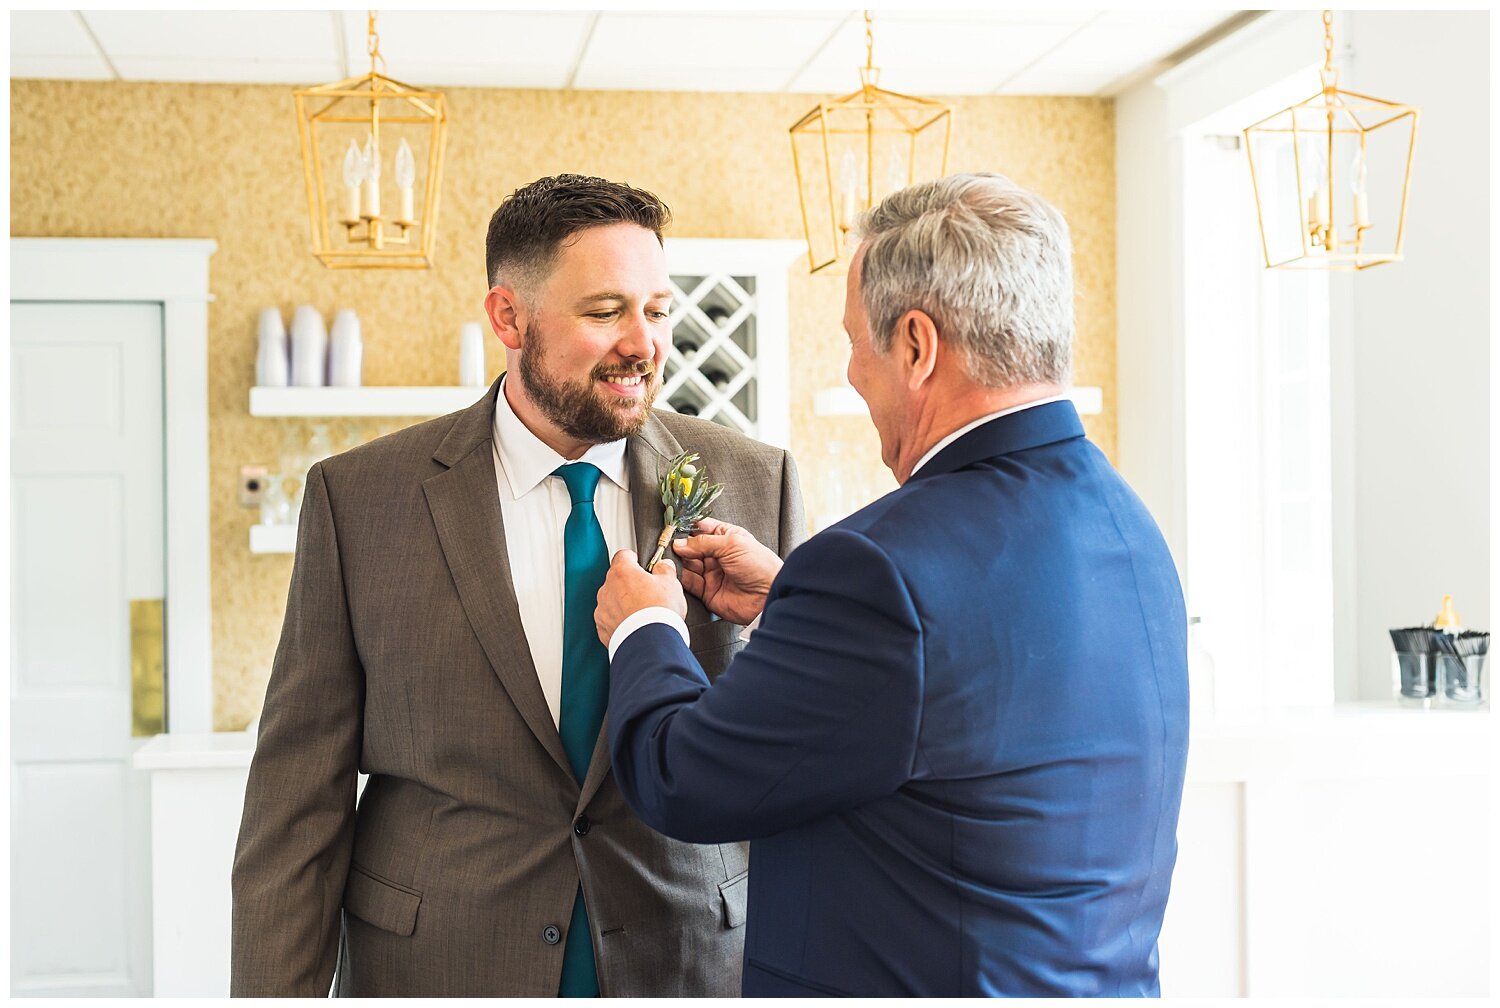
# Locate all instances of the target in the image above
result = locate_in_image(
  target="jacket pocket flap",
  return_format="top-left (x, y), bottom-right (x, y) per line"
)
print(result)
top-left (344, 865), bottom-right (421, 937)
top-left (719, 870), bottom-right (748, 928)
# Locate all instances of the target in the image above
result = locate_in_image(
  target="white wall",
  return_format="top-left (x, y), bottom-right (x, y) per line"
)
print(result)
top-left (1116, 11), bottom-right (1490, 701)
top-left (1337, 12), bottom-right (1490, 699)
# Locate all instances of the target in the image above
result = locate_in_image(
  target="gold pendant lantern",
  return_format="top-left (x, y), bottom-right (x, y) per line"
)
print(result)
top-left (789, 11), bottom-right (953, 275)
top-left (294, 11), bottom-right (449, 269)
top-left (1243, 10), bottom-right (1418, 271)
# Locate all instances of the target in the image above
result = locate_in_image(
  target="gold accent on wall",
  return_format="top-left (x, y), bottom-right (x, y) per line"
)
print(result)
top-left (11, 79), bottom-right (1116, 730)
top-left (130, 599), bottom-right (166, 737)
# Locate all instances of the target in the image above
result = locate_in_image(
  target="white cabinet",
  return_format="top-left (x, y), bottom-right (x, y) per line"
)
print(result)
top-left (660, 238), bottom-right (803, 449)
top-left (134, 734), bottom-right (254, 996)
top-left (1158, 703), bottom-right (1491, 997)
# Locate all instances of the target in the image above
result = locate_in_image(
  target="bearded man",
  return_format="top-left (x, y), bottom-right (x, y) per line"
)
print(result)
top-left (231, 174), bottom-right (805, 996)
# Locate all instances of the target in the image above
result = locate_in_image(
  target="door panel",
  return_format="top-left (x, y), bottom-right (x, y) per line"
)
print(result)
top-left (10, 301), bottom-right (163, 996)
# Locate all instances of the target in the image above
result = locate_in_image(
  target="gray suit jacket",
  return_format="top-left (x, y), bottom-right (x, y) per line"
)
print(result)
top-left (231, 378), bottom-right (805, 996)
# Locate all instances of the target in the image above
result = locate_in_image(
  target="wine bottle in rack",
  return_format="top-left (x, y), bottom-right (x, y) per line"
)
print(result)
top-left (703, 368), bottom-right (731, 391)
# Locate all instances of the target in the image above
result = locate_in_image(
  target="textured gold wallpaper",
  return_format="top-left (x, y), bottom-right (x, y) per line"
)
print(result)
top-left (11, 80), bottom-right (1115, 730)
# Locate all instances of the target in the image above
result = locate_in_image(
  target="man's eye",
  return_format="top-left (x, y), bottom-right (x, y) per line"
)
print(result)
top-left (649, 310), bottom-right (671, 320)
top-left (588, 311), bottom-right (618, 320)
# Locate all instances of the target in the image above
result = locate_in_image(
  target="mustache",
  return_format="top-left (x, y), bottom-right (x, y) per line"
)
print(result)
top-left (592, 362), bottom-right (655, 380)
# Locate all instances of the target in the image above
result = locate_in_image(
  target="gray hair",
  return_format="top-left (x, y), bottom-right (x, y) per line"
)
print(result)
top-left (854, 172), bottom-right (1074, 388)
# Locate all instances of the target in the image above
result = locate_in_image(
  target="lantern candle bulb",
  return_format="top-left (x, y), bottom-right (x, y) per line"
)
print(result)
top-left (837, 150), bottom-right (860, 233)
top-left (340, 140), bottom-right (364, 222)
top-left (1351, 149), bottom-right (1371, 230)
top-left (395, 139), bottom-right (417, 224)
top-left (360, 136), bottom-right (381, 218)
top-left (1307, 188), bottom-right (1329, 229)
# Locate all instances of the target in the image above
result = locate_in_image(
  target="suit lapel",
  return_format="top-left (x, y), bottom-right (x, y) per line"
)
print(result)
top-left (625, 411), bottom-right (681, 556)
top-left (576, 412), bottom-right (683, 810)
top-left (423, 379), bottom-right (573, 780)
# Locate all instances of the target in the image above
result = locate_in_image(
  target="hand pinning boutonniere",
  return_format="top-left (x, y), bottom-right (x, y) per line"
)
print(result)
top-left (644, 451), bottom-right (725, 572)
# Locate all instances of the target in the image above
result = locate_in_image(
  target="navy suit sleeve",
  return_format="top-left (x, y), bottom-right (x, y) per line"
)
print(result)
top-left (608, 528), bottom-right (924, 843)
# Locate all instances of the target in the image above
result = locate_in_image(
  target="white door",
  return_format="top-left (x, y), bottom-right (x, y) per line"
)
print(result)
top-left (11, 301), bottom-right (163, 996)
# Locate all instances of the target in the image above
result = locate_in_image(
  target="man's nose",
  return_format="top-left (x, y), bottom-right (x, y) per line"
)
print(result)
top-left (615, 311), bottom-right (656, 360)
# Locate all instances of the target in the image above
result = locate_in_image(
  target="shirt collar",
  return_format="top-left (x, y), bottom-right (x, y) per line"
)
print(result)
top-left (491, 374), bottom-right (629, 498)
top-left (909, 394), bottom-right (1072, 478)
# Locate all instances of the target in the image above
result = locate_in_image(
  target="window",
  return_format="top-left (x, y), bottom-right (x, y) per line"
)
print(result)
top-left (1181, 124), bottom-right (1335, 709)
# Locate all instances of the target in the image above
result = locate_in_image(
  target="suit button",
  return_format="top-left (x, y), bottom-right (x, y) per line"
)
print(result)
top-left (573, 815), bottom-right (591, 836)
top-left (542, 924), bottom-right (561, 945)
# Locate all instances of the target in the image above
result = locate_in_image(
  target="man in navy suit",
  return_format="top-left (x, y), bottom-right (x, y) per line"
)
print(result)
top-left (592, 173), bottom-right (1189, 997)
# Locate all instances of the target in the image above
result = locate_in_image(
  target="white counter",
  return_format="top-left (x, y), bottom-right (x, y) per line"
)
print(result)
top-left (134, 732), bottom-right (253, 996)
top-left (135, 729), bottom-right (255, 770)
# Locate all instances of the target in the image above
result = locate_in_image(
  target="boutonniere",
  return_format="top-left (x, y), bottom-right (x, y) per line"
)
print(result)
top-left (645, 451), bottom-right (725, 572)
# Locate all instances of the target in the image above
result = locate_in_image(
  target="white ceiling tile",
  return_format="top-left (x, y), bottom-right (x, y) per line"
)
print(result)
top-left (109, 57), bottom-right (344, 86)
top-left (1027, 11), bottom-right (1235, 76)
top-left (578, 65), bottom-right (793, 94)
top-left (787, 14), bottom-right (1089, 96)
top-left (11, 11), bottom-right (99, 58)
top-left (10, 56), bottom-right (114, 81)
top-left (8, 9), bottom-right (1252, 96)
top-left (574, 12), bottom-right (843, 92)
top-left (996, 69), bottom-right (1119, 96)
top-left (84, 11), bottom-right (340, 63)
top-left (338, 11), bottom-right (593, 88)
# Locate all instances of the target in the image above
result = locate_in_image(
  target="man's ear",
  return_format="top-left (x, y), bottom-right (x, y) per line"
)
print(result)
top-left (484, 285), bottom-right (527, 352)
top-left (896, 309), bottom-right (941, 392)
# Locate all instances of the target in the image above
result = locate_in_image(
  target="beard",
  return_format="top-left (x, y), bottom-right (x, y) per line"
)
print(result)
top-left (517, 327), bottom-right (659, 445)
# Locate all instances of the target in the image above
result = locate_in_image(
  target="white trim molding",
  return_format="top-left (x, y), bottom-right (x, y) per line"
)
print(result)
top-left (11, 237), bottom-right (218, 734)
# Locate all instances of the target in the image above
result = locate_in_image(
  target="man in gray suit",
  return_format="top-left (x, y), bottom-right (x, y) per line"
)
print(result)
top-left (231, 174), bottom-right (805, 996)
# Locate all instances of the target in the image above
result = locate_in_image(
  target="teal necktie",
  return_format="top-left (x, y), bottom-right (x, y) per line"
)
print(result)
top-left (554, 462), bottom-right (609, 998)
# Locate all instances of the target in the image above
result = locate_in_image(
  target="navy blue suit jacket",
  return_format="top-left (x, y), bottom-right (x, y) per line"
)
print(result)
top-left (608, 401), bottom-right (1189, 997)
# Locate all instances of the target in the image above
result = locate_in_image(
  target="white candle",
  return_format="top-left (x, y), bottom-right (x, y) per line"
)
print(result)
top-left (1307, 189), bottom-right (1328, 228)
top-left (1354, 191), bottom-right (1370, 228)
top-left (362, 177), bottom-right (380, 219)
top-left (343, 184), bottom-right (361, 222)
top-left (400, 186), bottom-right (415, 223)
top-left (839, 190), bottom-right (859, 231)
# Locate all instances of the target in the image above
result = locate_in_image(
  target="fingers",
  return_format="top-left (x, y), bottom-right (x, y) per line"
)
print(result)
top-left (693, 516), bottom-right (731, 535)
top-left (672, 532), bottom-right (733, 559)
top-left (611, 548), bottom-right (639, 569)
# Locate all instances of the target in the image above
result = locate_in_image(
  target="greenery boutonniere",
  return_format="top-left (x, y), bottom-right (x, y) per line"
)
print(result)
top-left (645, 451), bottom-right (725, 572)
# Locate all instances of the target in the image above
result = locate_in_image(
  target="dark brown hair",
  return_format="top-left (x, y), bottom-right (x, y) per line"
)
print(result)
top-left (484, 174), bottom-right (672, 293)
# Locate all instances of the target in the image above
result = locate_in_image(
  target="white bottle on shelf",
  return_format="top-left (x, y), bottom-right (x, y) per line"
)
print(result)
top-left (328, 309), bottom-right (364, 387)
top-left (254, 308), bottom-right (288, 387)
top-left (289, 304), bottom-right (328, 387)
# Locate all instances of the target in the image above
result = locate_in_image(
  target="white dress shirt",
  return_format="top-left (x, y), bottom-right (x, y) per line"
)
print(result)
top-left (492, 376), bottom-right (638, 729)
top-left (606, 393), bottom-right (1072, 659)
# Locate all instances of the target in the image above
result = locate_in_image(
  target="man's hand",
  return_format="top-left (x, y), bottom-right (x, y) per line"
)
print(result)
top-left (672, 517), bottom-right (783, 626)
top-left (595, 549), bottom-right (688, 647)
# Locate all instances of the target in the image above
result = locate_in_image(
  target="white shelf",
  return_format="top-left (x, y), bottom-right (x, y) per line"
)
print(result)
top-left (249, 385), bottom-right (487, 417)
top-left (249, 523), bottom-right (297, 554)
